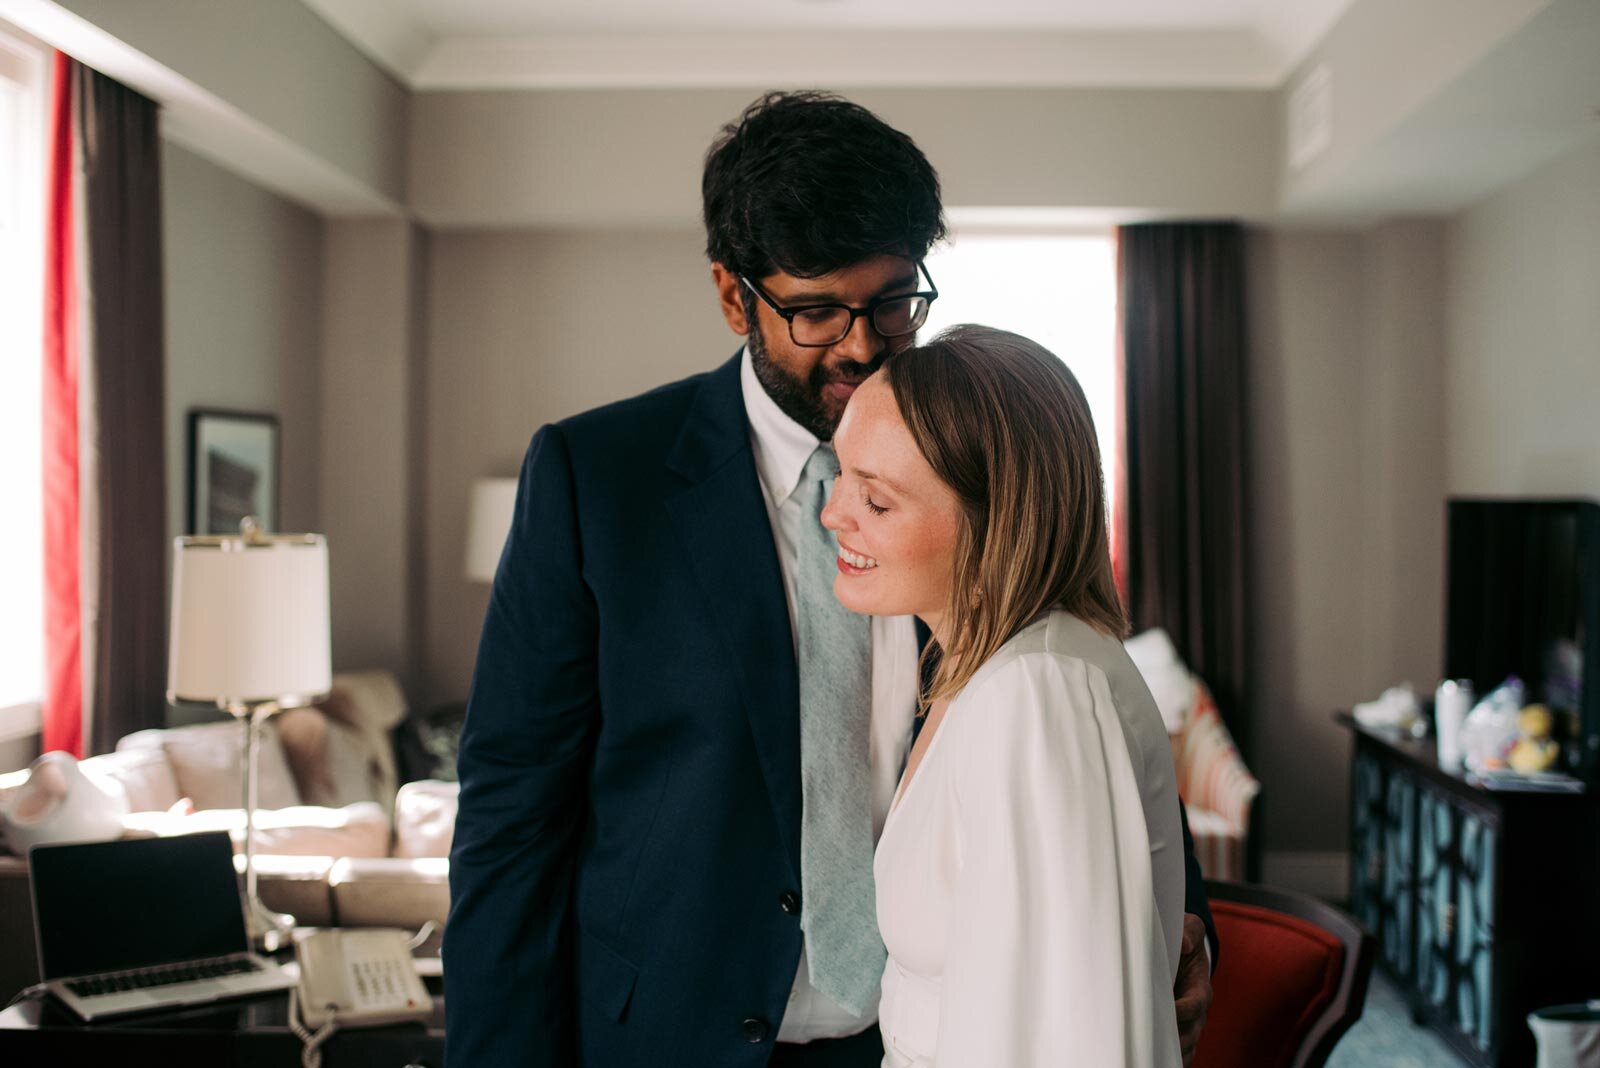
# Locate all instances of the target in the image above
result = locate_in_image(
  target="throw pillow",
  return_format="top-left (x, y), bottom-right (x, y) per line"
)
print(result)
top-left (118, 720), bottom-right (300, 811)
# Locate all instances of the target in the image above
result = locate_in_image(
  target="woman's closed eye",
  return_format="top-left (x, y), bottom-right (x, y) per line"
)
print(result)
top-left (861, 486), bottom-right (889, 515)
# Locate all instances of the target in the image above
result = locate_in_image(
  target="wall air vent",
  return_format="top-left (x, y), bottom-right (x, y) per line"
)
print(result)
top-left (1287, 63), bottom-right (1333, 171)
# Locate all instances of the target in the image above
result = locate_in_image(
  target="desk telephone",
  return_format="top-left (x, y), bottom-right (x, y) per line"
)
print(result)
top-left (293, 928), bottom-right (431, 1029)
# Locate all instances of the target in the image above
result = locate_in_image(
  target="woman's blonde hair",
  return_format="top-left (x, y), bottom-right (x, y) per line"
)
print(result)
top-left (883, 324), bottom-right (1128, 707)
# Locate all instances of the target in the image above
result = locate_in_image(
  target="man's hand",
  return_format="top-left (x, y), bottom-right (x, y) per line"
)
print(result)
top-left (1174, 913), bottom-right (1213, 1066)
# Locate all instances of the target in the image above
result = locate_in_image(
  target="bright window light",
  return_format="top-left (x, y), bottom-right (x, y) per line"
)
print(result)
top-left (0, 34), bottom-right (46, 716)
top-left (921, 229), bottom-right (1119, 526)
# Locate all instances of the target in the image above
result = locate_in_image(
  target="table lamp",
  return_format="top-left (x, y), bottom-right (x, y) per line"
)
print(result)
top-left (167, 517), bottom-right (331, 950)
top-left (464, 477), bottom-right (517, 583)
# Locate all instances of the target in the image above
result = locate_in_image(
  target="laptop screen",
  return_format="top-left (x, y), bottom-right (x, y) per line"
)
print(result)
top-left (29, 831), bottom-right (249, 980)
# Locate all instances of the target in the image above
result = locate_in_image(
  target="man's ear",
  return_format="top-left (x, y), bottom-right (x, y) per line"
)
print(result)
top-left (711, 263), bottom-right (750, 336)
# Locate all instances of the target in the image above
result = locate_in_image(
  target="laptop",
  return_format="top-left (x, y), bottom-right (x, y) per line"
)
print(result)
top-left (28, 831), bottom-right (295, 1020)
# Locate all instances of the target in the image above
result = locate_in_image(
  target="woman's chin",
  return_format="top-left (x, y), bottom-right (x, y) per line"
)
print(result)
top-left (832, 578), bottom-right (881, 617)
top-left (833, 577), bottom-right (917, 620)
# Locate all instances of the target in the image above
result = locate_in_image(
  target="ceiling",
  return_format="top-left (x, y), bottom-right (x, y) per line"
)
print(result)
top-left (300, 0), bottom-right (1360, 89)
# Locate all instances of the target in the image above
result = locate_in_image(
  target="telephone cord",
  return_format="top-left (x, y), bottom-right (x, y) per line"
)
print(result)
top-left (288, 985), bottom-right (341, 1068)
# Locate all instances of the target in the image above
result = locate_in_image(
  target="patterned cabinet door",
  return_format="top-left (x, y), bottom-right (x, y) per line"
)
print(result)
top-left (1380, 765), bottom-right (1416, 977)
top-left (1415, 784), bottom-right (1456, 1012)
top-left (1453, 806), bottom-right (1498, 1057)
top-left (1350, 750), bottom-right (1386, 937)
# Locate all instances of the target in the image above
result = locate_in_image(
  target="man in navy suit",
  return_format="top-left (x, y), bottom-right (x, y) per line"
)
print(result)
top-left (444, 91), bottom-right (1215, 1068)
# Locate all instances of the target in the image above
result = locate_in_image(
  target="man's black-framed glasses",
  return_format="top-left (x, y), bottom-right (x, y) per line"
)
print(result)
top-left (740, 261), bottom-right (939, 348)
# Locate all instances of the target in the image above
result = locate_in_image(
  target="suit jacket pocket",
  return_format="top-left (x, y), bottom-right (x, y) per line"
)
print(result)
top-left (576, 925), bottom-right (640, 1024)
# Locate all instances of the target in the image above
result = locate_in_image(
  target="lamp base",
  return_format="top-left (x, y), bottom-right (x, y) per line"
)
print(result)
top-left (231, 701), bottom-right (298, 952)
top-left (245, 894), bottom-right (296, 953)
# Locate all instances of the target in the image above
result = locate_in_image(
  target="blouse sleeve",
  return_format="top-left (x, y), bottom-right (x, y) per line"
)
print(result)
top-left (936, 652), bottom-right (1181, 1067)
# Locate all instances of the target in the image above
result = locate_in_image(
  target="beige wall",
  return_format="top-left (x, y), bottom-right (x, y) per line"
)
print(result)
top-left (410, 88), bottom-right (1278, 228)
top-left (1246, 229), bottom-right (1368, 855)
top-left (419, 228), bottom-right (731, 707)
top-left (1445, 135), bottom-right (1600, 498)
top-left (1246, 223), bottom-right (1448, 858)
top-left (319, 220), bottom-right (425, 686)
top-left (1356, 220), bottom-right (1449, 693)
top-left (1279, 0), bottom-right (1551, 213)
top-left (163, 142), bottom-right (325, 543)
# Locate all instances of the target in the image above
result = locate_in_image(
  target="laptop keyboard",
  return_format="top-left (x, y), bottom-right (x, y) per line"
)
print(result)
top-left (66, 957), bottom-right (262, 998)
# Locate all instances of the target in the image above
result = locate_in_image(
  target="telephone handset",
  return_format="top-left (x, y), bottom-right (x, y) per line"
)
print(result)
top-left (293, 928), bottom-right (432, 1029)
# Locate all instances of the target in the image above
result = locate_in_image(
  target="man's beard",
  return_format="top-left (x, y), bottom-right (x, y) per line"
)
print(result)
top-left (746, 310), bottom-right (884, 442)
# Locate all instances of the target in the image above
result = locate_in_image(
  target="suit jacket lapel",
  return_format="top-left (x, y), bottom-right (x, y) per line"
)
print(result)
top-left (665, 353), bottom-right (803, 882)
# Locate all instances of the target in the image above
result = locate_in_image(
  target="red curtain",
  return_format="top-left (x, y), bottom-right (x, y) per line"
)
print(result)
top-left (39, 53), bottom-right (169, 757)
top-left (42, 50), bottom-right (82, 757)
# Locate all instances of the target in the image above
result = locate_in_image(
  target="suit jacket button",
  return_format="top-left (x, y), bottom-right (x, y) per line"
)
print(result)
top-left (742, 1017), bottom-right (769, 1043)
top-left (779, 890), bottom-right (801, 915)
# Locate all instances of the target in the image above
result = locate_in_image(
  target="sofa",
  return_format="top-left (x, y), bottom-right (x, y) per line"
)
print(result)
top-left (0, 670), bottom-right (460, 1005)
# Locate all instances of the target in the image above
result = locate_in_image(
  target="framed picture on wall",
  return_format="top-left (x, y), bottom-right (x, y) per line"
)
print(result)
top-left (187, 409), bottom-right (281, 535)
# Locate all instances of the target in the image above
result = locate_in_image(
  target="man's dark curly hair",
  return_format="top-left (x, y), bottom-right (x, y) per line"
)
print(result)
top-left (702, 91), bottom-right (946, 280)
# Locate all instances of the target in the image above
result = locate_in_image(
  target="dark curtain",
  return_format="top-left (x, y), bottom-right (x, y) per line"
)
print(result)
top-left (73, 60), bottom-right (168, 755)
top-left (1118, 222), bottom-right (1250, 751)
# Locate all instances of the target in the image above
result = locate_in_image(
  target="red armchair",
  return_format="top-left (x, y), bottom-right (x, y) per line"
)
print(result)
top-left (1194, 880), bottom-right (1376, 1068)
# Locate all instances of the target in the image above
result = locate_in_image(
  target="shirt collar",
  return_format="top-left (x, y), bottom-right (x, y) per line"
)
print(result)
top-left (740, 345), bottom-right (821, 508)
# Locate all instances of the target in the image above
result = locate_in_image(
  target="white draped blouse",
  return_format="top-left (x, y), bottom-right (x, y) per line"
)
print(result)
top-left (874, 611), bottom-right (1185, 1067)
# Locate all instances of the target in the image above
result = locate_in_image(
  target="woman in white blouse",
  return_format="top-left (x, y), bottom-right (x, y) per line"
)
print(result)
top-left (821, 325), bottom-right (1185, 1067)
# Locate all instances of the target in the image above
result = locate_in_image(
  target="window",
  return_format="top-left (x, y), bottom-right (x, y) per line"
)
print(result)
top-left (921, 229), bottom-right (1120, 529)
top-left (0, 30), bottom-right (46, 739)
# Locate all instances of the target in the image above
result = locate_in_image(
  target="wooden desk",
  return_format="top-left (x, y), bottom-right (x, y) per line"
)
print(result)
top-left (0, 977), bottom-right (445, 1067)
top-left (1338, 713), bottom-right (1600, 1068)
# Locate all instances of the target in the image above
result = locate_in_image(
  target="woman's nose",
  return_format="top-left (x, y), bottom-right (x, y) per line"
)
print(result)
top-left (820, 482), bottom-right (851, 532)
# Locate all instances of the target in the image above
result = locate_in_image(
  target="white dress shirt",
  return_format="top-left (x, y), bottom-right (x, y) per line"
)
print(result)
top-left (739, 347), bottom-right (922, 1044)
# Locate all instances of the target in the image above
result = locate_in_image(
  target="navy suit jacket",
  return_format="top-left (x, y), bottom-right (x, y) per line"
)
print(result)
top-left (443, 352), bottom-right (1214, 1068)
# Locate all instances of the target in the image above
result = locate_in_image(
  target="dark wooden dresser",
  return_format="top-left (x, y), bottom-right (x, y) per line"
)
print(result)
top-left (1339, 713), bottom-right (1600, 1067)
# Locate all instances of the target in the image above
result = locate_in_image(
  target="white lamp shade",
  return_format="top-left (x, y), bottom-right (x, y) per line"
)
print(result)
top-left (464, 478), bottom-right (518, 583)
top-left (167, 534), bottom-right (332, 707)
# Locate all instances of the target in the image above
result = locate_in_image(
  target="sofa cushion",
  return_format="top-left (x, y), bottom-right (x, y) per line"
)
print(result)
top-left (394, 780), bottom-right (458, 859)
top-left (251, 855), bottom-right (338, 927)
top-left (329, 856), bottom-right (450, 928)
top-left (122, 801), bottom-right (391, 858)
top-left (79, 746), bottom-right (183, 813)
top-left (118, 720), bottom-right (300, 811)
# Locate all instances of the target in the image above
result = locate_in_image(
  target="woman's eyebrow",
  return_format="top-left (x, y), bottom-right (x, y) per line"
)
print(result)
top-left (852, 467), bottom-right (909, 495)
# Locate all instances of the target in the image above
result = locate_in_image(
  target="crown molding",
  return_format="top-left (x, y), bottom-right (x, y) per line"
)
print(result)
top-left (299, 0), bottom-right (436, 84)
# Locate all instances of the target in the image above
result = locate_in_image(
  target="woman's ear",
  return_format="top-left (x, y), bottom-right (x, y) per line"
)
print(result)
top-left (711, 263), bottom-right (750, 336)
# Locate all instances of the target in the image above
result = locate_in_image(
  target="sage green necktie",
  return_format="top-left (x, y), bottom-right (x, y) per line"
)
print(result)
top-left (790, 443), bottom-right (883, 1016)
